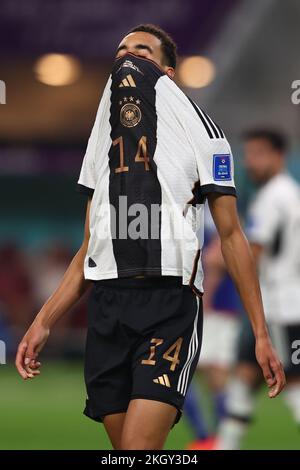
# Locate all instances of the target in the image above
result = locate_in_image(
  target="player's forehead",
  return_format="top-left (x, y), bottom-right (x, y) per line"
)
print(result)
top-left (118, 31), bottom-right (162, 51)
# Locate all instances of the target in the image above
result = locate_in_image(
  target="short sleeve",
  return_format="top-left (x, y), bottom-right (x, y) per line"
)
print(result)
top-left (184, 99), bottom-right (236, 198)
top-left (76, 113), bottom-right (99, 197)
top-left (77, 76), bottom-right (112, 197)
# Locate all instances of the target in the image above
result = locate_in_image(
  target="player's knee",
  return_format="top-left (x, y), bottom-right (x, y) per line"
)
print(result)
top-left (120, 425), bottom-right (164, 450)
top-left (120, 432), bottom-right (161, 450)
top-left (120, 438), bottom-right (148, 450)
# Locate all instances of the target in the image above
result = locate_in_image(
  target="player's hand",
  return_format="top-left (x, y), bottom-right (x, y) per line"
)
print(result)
top-left (255, 335), bottom-right (286, 398)
top-left (15, 320), bottom-right (50, 380)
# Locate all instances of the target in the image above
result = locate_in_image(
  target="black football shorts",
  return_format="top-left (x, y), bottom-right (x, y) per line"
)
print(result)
top-left (84, 276), bottom-right (203, 425)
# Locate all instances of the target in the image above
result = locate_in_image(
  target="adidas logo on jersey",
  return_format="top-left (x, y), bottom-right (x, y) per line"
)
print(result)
top-left (119, 74), bottom-right (136, 88)
top-left (88, 257), bottom-right (97, 267)
top-left (153, 374), bottom-right (171, 387)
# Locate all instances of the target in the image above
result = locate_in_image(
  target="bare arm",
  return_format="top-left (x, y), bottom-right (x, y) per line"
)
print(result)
top-left (208, 193), bottom-right (286, 397)
top-left (16, 198), bottom-right (92, 379)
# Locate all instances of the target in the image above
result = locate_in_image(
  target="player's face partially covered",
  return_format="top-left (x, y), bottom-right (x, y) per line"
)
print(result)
top-left (244, 138), bottom-right (284, 184)
top-left (116, 31), bottom-right (175, 78)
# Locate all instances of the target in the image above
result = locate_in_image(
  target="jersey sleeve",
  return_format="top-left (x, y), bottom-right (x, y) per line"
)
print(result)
top-left (76, 76), bottom-right (112, 197)
top-left (184, 99), bottom-right (236, 198)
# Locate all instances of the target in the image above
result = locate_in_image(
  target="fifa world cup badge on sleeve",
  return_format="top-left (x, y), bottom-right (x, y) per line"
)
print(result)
top-left (213, 154), bottom-right (232, 181)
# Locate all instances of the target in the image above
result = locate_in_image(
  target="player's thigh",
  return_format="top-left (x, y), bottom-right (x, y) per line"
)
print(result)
top-left (120, 399), bottom-right (178, 450)
top-left (103, 412), bottom-right (126, 450)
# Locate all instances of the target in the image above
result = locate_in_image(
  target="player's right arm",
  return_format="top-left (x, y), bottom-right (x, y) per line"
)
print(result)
top-left (15, 198), bottom-right (92, 380)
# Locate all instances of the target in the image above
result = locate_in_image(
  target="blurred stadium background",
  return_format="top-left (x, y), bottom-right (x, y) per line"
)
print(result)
top-left (1, 0), bottom-right (300, 450)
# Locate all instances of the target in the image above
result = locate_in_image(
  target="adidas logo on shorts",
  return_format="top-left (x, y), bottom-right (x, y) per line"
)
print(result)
top-left (153, 374), bottom-right (171, 387)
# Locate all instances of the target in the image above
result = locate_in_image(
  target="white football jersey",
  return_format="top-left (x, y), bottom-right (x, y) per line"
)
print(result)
top-left (77, 53), bottom-right (236, 296)
top-left (246, 172), bottom-right (300, 324)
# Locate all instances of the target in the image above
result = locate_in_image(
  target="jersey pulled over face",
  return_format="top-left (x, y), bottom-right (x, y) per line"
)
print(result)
top-left (77, 53), bottom-right (236, 295)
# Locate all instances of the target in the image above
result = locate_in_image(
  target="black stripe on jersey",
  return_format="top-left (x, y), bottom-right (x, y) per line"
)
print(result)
top-left (212, 120), bottom-right (224, 138)
top-left (200, 107), bottom-right (224, 139)
top-left (187, 97), bottom-right (214, 139)
top-left (194, 103), bottom-right (220, 139)
top-left (187, 97), bottom-right (225, 139)
top-left (76, 183), bottom-right (94, 197)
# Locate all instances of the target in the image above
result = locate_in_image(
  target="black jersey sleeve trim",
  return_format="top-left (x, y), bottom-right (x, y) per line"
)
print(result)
top-left (200, 184), bottom-right (237, 197)
top-left (76, 183), bottom-right (94, 197)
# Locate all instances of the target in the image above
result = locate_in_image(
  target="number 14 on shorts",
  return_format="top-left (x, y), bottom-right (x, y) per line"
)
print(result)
top-left (141, 337), bottom-right (183, 371)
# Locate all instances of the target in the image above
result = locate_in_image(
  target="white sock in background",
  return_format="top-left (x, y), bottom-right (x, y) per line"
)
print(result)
top-left (216, 418), bottom-right (248, 450)
top-left (215, 378), bottom-right (255, 450)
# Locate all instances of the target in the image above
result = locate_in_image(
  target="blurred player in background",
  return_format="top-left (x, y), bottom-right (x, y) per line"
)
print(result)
top-left (185, 205), bottom-right (241, 450)
top-left (217, 130), bottom-right (300, 449)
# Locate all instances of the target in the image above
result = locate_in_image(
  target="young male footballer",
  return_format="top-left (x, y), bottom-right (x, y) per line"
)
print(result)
top-left (15, 24), bottom-right (285, 450)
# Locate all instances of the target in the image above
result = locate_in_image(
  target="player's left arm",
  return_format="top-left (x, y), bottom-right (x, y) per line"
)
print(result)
top-left (208, 192), bottom-right (286, 398)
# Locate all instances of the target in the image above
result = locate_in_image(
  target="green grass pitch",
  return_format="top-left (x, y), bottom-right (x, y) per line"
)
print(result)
top-left (0, 362), bottom-right (299, 450)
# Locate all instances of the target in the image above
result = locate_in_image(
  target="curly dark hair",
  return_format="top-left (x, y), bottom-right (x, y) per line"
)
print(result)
top-left (127, 23), bottom-right (177, 69)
